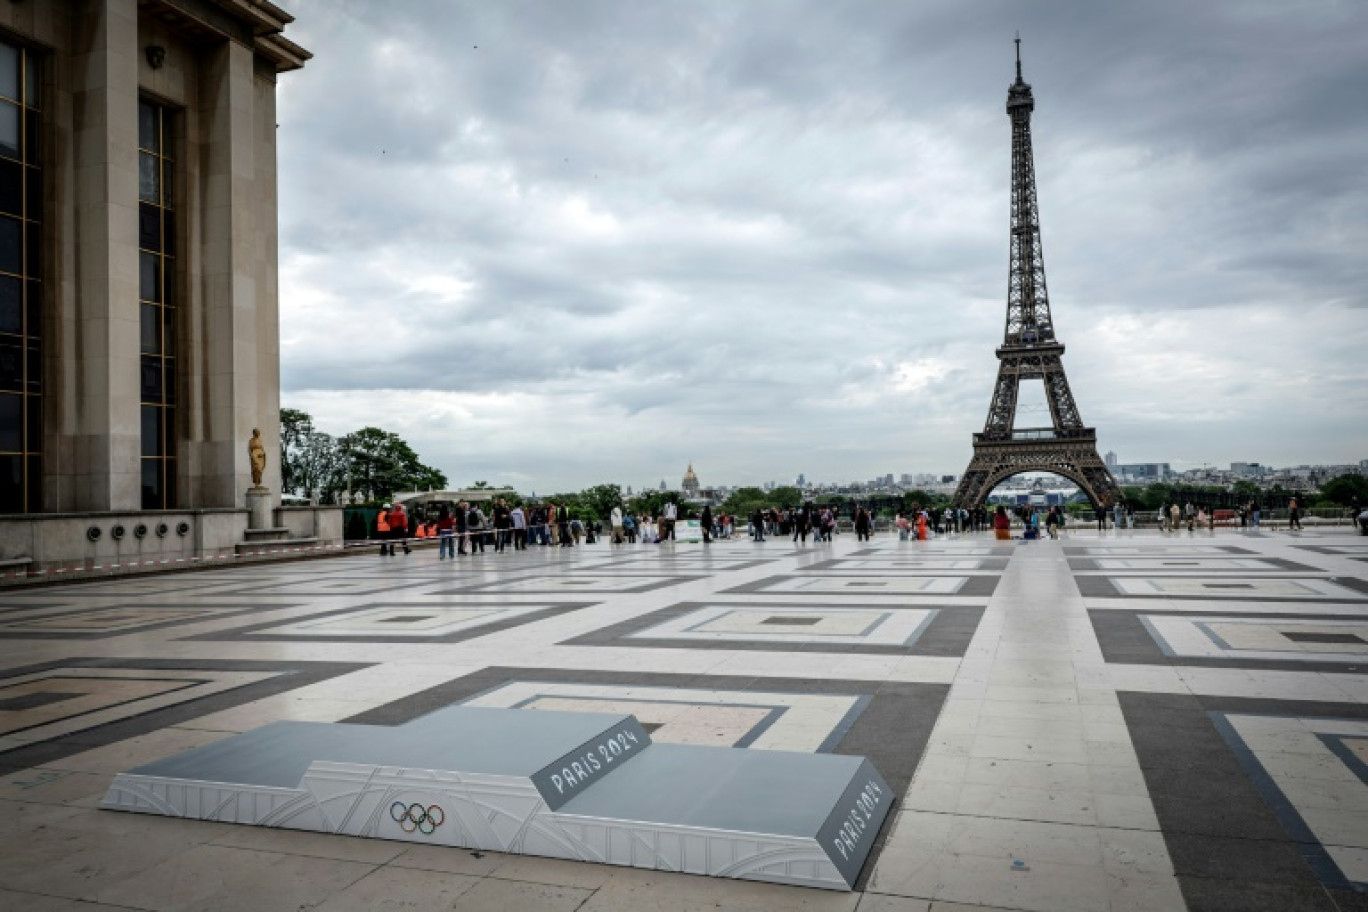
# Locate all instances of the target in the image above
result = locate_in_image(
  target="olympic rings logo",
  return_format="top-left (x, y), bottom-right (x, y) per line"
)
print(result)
top-left (390, 801), bottom-right (445, 835)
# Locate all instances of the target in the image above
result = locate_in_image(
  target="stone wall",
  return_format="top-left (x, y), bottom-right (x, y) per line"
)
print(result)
top-left (0, 506), bottom-right (343, 581)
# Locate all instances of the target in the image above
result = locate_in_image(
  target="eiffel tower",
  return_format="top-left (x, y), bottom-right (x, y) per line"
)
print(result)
top-left (953, 39), bottom-right (1122, 510)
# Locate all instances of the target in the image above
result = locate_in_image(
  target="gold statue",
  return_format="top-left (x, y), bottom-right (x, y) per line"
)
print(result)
top-left (248, 428), bottom-right (266, 487)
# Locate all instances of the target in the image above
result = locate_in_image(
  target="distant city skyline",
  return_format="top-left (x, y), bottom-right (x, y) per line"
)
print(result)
top-left (279, 2), bottom-right (1367, 492)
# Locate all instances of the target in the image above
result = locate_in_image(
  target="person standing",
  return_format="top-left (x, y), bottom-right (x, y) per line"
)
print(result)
top-left (510, 503), bottom-right (527, 550)
top-left (611, 505), bottom-right (624, 544)
top-left (492, 498), bottom-right (511, 552)
top-left (376, 504), bottom-right (392, 556)
top-left (466, 502), bottom-right (486, 553)
top-left (854, 506), bottom-right (872, 542)
top-left (1113, 502), bottom-right (1124, 533)
top-left (435, 507), bottom-right (456, 560)
top-left (558, 506), bottom-right (574, 546)
top-left (700, 504), bottom-right (713, 544)
top-left (750, 508), bottom-right (765, 541)
top-left (623, 512), bottom-right (637, 543)
top-left (453, 500), bottom-right (469, 554)
top-left (534, 504), bottom-right (550, 545)
top-left (388, 502), bottom-right (411, 555)
top-left (1288, 497), bottom-right (1302, 531)
top-left (662, 501), bottom-right (678, 541)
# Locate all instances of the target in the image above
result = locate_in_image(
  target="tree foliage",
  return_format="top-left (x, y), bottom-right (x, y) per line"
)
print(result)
top-left (344, 426), bottom-right (447, 501)
top-left (279, 410), bottom-right (447, 504)
top-left (1319, 473), bottom-right (1368, 507)
top-left (628, 489), bottom-right (692, 519)
top-left (280, 408), bottom-right (345, 500)
top-left (720, 486), bottom-right (769, 517)
top-left (577, 483), bottom-right (625, 524)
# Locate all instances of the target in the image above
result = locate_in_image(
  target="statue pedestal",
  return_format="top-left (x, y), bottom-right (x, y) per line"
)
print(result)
top-left (246, 486), bottom-right (272, 531)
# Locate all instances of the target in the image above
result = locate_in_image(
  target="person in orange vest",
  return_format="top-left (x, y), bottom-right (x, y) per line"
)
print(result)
top-left (376, 505), bottom-right (392, 555)
top-left (388, 502), bottom-right (411, 555)
top-left (916, 510), bottom-right (929, 541)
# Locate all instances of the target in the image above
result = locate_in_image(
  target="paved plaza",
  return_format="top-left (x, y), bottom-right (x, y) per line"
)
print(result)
top-left (1, 528), bottom-right (1366, 911)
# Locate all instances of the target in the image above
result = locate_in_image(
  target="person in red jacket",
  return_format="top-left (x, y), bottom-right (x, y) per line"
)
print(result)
top-left (993, 505), bottom-right (1011, 541)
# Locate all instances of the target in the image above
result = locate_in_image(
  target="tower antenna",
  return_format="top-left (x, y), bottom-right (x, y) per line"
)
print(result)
top-left (1014, 32), bottom-right (1022, 81)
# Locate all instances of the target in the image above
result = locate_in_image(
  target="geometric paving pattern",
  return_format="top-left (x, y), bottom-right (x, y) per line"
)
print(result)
top-left (1067, 557), bottom-right (1321, 572)
top-left (1077, 575), bottom-right (1368, 602)
top-left (0, 604), bottom-right (293, 638)
top-left (1, 530), bottom-right (1366, 910)
top-left (562, 601), bottom-right (984, 655)
top-left (1122, 692), bottom-right (1368, 911)
top-left (0, 658), bottom-right (367, 773)
top-left (725, 574), bottom-right (1000, 597)
top-left (1090, 610), bottom-right (1368, 673)
top-left (442, 575), bottom-right (700, 594)
top-left (185, 601), bottom-right (596, 643)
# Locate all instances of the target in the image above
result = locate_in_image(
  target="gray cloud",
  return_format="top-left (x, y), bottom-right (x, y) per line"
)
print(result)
top-left (277, 0), bottom-right (1368, 490)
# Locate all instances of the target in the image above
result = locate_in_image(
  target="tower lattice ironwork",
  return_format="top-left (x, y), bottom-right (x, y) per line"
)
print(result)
top-left (953, 39), bottom-right (1121, 510)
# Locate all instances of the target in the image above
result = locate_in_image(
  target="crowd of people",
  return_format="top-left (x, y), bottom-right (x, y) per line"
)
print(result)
top-left (370, 493), bottom-right (1342, 556)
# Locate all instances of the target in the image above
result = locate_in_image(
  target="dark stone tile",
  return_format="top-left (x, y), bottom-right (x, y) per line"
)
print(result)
top-left (1178, 876), bottom-right (1337, 912)
top-left (0, 691), bottom-right (83, 711)
top-left (1165, 833), bottom-right (1323, 886)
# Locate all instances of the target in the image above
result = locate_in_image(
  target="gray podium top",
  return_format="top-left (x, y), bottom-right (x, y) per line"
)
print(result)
top-left (558, 743), bottom-right (866, 836)
top-left (126, 706), bottom-right (634, 788)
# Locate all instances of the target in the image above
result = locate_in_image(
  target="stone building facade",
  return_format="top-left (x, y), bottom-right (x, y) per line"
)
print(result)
top-left (0, 1), bottom-right (336, 575)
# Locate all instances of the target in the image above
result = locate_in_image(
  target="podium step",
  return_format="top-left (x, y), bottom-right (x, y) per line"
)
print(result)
top-left (100, 705), bottom-right (891, 890)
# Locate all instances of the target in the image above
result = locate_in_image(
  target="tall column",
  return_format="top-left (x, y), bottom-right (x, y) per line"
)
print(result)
top-left (195, 40), bottom-right (272, 508)
top-left (63, 0), bottom-right (141, 510)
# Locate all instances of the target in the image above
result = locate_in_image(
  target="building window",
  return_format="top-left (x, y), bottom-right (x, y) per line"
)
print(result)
top-left (0, 41), bottom-right (40, 513)
top-left (138, 100), bottom-right (176, 509)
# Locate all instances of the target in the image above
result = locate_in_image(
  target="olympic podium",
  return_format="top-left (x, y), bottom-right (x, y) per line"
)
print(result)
top-left (100, 705), bottom-right (893, 891)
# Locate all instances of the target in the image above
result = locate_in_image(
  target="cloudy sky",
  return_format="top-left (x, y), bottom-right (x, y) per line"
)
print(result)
top-left (276, 0), bottom-right (1367, 493)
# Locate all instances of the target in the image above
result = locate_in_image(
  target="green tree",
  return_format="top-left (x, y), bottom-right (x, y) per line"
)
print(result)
top-left (280, 408), bottom-right (314, 495)
top-left (1319, 473), bottom-right (1368, 507)
top-left (577, 483), bottom-right (624, 524)
top-left (721, 487), bottom-right (769, 516)
top-left (630, 489), bottom-right (692, 519)
top-left (281, 408), bottom-right (347, 501)
top-left (343, 427), bottom-right (447, 501)
top-left (900, 490), bottom-right (950, 511)
top-left (1122, 485), bottom-right (1165, 511)
top-left (768, 486), bottom-right (803, 509)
